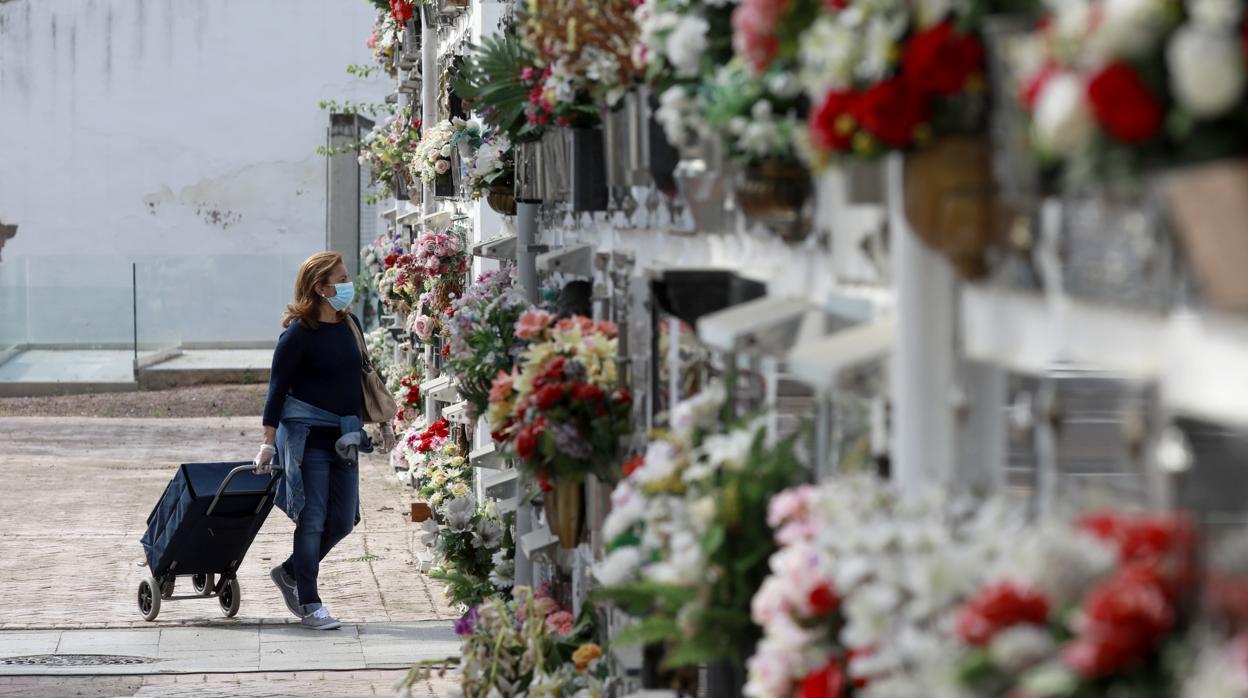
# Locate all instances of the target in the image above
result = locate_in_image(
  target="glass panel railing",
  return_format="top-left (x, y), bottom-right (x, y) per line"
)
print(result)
top-left (0, 257), bottom-right (28, 354)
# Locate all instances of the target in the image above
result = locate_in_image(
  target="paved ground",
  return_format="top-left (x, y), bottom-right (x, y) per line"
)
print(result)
top-left (0, 414), bottom-right (461, 696)
top-left (0, 670), bottom-right (457, 697)
top-left (0, 385), bottom-right (268, 418)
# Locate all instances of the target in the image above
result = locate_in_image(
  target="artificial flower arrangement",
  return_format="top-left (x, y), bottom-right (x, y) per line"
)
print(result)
top-left (745, 475), bottom-right (1019, 698)
top-left (452, 33), bottom-right (544, 143)
top-left (635, 0), bottom-right (737, 91)
top-left (793, 0), bottom-right (987, 165)
top-left (406, 226), bottom-right (470, 344)
top-left (398, 586), bottom-right (603, 698)
top-left (592, 383), bottom-right (806, 672)
top-left (701, 60), bottom-right (806, 166)
top-left (391, 371), bottom-right (424, 432)
top-left (368, 10), bottom-right (401, 78)
top-left (445, 268), bottom-right (534, 418)
top-left (519, 0), bottom-right (642, 127)
top-left (411, 119), bottom-right (456, 186)
top-left (451, 117), bottom-right (515, 199)
top-left (1013, 0), bottom-right (1248, 184)
top-left (393, 418), bottom-right (470, 512)
top-left (950, 510), bottom-right (1195, 698)
top-left (358, 103), bottom-right (421, 199)
top-left (417, 497), bottom-right (515, 608)
top-left (391, 417), bottom-right (448, 485)
top-left (485, 310), bottom-right (631, 486)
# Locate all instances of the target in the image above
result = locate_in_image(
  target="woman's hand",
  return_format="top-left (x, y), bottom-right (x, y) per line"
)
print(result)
top-left (378, 423), bottom-right (396, 454)
top-left (255, 426), bottom-right (278, 473)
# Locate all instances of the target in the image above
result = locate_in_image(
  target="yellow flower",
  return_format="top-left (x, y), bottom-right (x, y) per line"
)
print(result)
top-left (572, 643), bottom-right (602, 672)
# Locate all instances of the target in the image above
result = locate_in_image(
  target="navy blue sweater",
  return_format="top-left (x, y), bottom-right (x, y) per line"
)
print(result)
top-left (262, 313), bottom-right (364, 448)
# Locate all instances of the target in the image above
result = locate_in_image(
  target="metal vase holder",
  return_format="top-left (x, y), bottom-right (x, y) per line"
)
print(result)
top-left (570, 127), bottom-right (609, 212)
top-left (541, 129), bottom-right (570, 205)
top-left (674, 134), bottom-right (733, 233)
top-left (515, 140), bottom-right (545, 203)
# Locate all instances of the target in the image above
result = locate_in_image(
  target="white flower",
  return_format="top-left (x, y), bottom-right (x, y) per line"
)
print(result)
top-left (989, 625), bottom-right (1057, 673)
top-left (445, 496), bottom-right (475, 532)
top-left (670, 382), bottom-right (726, 436)
top-left (450, 481), bottom-right (471, 498)
top-left (1031, 72), bottom-right (1094, 156)
top-left (439, 144), bottom-right (453, 158)
top-left (418, 518), bottom-right (441, 548)
top-left (633, 440), bottom-right (680, 484)
top-left (603, 483), bottom-right (645, 541)
top-left (489, 548), bottom-right (515, 589)
top-left (1167, 25), bottom-right (1247, 119)
top-left (1094, 0), bottom-right (1170, 57)
top-left (666, 15), bottom-right (709, 78)
top-left (1189, 0), bottom-right (1244, 28)
top-left (593, 546), bottom-right (644, 586)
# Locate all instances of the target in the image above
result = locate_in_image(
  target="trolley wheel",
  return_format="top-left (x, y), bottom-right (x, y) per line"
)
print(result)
top-left (218, 578), bottom-right (241, 618)
top-left (192, 573), bottom-right (214, 596)
top-left (138, 577), bottom-right (161, 622)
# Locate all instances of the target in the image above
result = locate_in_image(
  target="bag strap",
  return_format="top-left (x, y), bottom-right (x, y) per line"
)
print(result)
top-left (344, 314), bottom-right (377, 375)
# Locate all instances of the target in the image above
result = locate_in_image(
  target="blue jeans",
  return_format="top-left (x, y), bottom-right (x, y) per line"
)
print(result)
top-left (281, 446), bottom-right (358, 605)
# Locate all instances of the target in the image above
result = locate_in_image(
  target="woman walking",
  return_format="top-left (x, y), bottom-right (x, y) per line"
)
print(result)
top-left (253, 251), bottom-right (395, 630)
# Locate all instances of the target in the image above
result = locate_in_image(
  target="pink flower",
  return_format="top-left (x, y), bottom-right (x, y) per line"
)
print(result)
top-left (489, 370), bottom-right (514, 402)
top-left (412, 314), bottom-right (435, 340)
top-left (767, 485), bottom-right (816, 529)
top-left (545, 610), bottom-right (574, 636)
top-left (732, 0), bottom-right (787, 73)
top-left (515, 309), bottom-right (557, 339)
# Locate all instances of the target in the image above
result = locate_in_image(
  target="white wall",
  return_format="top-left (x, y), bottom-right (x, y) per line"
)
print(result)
top-left (0, 0), bottom-right (390, 343)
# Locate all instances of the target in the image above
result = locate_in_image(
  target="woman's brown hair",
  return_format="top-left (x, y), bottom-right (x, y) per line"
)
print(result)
top-left (282, 251), bottom-right (347, 330)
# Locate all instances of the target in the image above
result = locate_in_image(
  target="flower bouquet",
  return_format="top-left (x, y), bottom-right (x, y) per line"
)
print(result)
top-left (358, 103), bottom-right (422, 200)
top-left (445, 269), bottom-right (534, 418)
top-left (391, 371), bottom-right (423, 432)
top-left (368, 11), bottom-right (401, 78)
top-left (418, 497), bottom-right (514, 608)
top-left (745, 476), bottom-right (1017, 698)
top-left (406, 227), bottom-right (469, 344)
top-left (950, 511), bottom-right (1195, 698)
top-left (592, 384), bottom-right (805, 682)
top-left (452, 117), bottom-right (516, 211)
top-left (411, 119), bottom-right (456, 196)
top-left (1012, 0), bottom-right (1248, 309)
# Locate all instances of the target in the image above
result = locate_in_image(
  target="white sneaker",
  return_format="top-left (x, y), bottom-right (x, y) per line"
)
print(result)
top-left (298, 603), bottom-right (342, 630)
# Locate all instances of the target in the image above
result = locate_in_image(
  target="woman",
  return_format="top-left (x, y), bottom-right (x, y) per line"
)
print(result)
top-left (253, 251), bottom-right (395, 630)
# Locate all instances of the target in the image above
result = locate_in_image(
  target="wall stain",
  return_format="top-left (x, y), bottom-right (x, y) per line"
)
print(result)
top-left (0, 220), bottom-right (17, 262)
top-left (191, 203), bottom-right (243, 230)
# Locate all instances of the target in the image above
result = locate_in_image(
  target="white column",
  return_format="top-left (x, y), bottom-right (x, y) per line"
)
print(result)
top-left (886, 154), bottom-right (956, 500)
top-left (421, 9), bottom-right (438, 210)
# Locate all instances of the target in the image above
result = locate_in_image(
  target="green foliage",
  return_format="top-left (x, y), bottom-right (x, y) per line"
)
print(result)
top-left (451, 33), bottom-right (536, 141)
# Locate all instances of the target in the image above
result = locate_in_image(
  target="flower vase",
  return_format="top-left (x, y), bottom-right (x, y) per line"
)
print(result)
top-left (625, 89), bottom-right (652, 187)
top-left (487, 177), bottom-right (517, 216)
top-left (1163, 158), bottom-right (1248, 312)
top-left (515, 140), bottom-right (544, 203)
top-left (434, 172), bottom-right (455, 199)
top-left (544, 480), bottom-right (583, 550)
top-left (570, 127), bottom-right (609, 212)
top-left (646, 89), bottom-right (680, 195)
top-left (603, 100), bottom-right (632, 190)
top-left (674, 135), bottom-right (733, 233)
top-left (902, 134), bottom-right (1006, 280)
top-left (706, 656), bottom-right (749, 698)
top-left (735, 161), bottom-right (814, 242)
top-left (410, 502), bottom-right (432, 523)
top-left (541, 129), bottom-right (570, 204)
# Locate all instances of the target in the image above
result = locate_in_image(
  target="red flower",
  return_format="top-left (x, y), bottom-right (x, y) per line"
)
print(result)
top-left (902, 21), bottom-right (983, 96)
top-left (622, 454), bottom-right (644, 476)
top-left (850, 79), bottom-right (930, 148)
top-left (390, 0), bottom-right (414, 23)
top-left (537, 473), bottom-right (554, 493)
top-left (1063, 564), bottom-right (1174, 679)
top-left (808, 582), bottom-right (840, 616)
top-left (516, 423), bottom-right (544, 460)
top-left (809, 90), bottom-right (856, 154)
top-left (384, 253), bottom-right (400, 268)
top-left (798, 658), bottom-right (846, 698)
top-left (1078, 511), bottom-right (1195, 593)
top-left (535, 383), bottom-right (565, 411)
top-left (613, 387), bottom-right (632, 407)
top-left (1086, 62), bottom-right (1163, 144)
top-left (956, 580), bottom-right (1050, 647)
top-left (571, 383), bottom-right (605, 403)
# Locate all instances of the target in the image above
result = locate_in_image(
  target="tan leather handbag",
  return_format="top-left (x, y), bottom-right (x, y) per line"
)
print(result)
top-left (346, 315), bottom-right (399, 424)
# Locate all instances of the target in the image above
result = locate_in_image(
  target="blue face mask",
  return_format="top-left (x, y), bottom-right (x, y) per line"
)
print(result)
top-left (326, 282), bottom-right (354, 311)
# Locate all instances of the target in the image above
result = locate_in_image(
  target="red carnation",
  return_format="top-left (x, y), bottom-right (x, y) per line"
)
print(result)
top-left (850, 79), bottom-right (930, 148)
top-left (622, 454), bottom-right (644, 477)
top-left (808, 582), bottom-right (840, 616)
top-left (571, 383), bottom-right (605, 403)
top-left (798, 658), bottom-right (846, 698)
top-left (809, 90), bottom-right (856, 154)
top-left (1063, 564), bottom-right (1173, 679)
top-left (955, 580), bottom-right (1050, 647)
top-left (902, 21), bottom-right (983, 96)
top-left (535, 383), bottom-right (565, 411)
top-left (516, 423), bottom-right (543, 460)
top-left (384, 253), bottom-right (400, 268)
top-left (1086, 62), bottom-right (1163, 144)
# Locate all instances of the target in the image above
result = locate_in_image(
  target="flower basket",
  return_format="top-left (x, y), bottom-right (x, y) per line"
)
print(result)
top-left (903, 134), bottom-right (1006, 280)
top-left (487, 179), bottom-right (517, 216)
top-left (515, 140), bottom-right (544, 203)
top-left (543, 480), bottom-right (584, 550)
top-left (735, 161), bottom-right (814, 243)
top-left (410, 501), bottom-right (432, 523)
top-left (1163, 158), bottom-right (1248, 313)
top-left (570, 127), bottom-right (609, 212)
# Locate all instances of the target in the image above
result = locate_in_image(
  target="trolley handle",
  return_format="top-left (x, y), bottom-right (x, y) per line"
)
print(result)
top-left (206, 464), bottom-right (285, 517)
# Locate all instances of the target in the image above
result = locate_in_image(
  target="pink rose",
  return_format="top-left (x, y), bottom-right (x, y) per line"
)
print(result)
top-left (412, 314), bottom-right (435, 341)
top-left (435, 159), bottom-right (451, 175)
top-left (544, 610), bottom-right (574, 636)
top-left (515, 309), bottom-right (557, 339)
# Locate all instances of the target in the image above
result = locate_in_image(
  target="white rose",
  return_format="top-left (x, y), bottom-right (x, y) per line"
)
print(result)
top-left (665, 15), bottom-right (709, 78)
top-left (439, 144), bottom-right (453, 158)
top-left (1167, 26), bottom-right (1247, 118)
top-left (1094, 0), bottom-right (1169, 57)
top-left (1031, 72), bottom-right (1093, 156)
